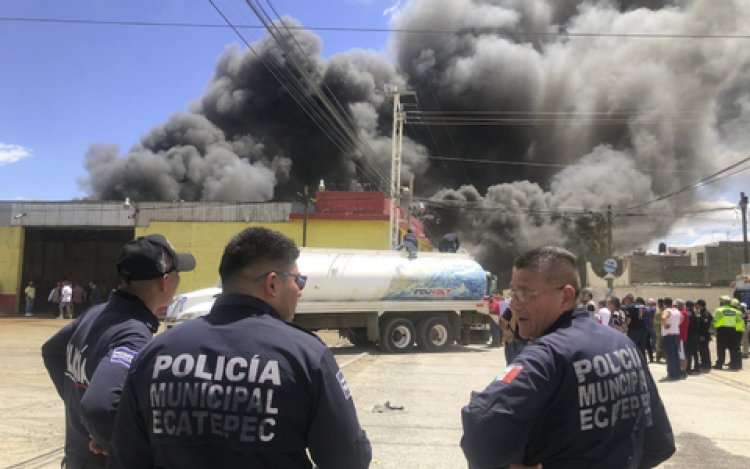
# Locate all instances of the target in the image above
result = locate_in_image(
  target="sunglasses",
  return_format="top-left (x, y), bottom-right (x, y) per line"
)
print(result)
top-left (256, 271), bottom-right (307, 290)
top-left (509, 285), bottom-right (566, 304)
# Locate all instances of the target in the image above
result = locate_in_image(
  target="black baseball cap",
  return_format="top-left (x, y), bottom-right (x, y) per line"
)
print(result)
top-left (117, 234), bottom-right (196, 281)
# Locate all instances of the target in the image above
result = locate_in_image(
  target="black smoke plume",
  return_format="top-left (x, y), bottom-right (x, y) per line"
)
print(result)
top-left (81, 0), bottom-right (750, 279)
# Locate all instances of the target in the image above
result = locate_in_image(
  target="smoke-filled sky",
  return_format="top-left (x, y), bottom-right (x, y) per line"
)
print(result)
top-left (3, 0), bottom-right (750, 273)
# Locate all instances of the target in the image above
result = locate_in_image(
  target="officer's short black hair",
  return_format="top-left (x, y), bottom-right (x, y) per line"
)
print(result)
top-left (219, 227), bottom-right (299, 283)
top-left (696, 299), bottom-right (706, 307)
top-left (514, 246), bottom-right (581, 299)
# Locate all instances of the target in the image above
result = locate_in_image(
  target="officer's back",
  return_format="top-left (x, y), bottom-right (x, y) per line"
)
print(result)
top-left (108, 227), bottom-right (371, 469)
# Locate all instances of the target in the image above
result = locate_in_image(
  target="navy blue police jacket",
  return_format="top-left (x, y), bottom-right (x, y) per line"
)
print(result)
top-left (461, 308), bottom-right (675, 469)
top-left (107, 293), bottom-right (372, 469)
top-left (41, 290), bottom-right (160, 466)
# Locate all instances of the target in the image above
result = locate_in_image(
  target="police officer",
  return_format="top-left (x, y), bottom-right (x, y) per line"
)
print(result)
top-left (41, 234), bottom-right (195, 468)
top-left (439, 232), bottom-right (460, 253)
top-left (695, 299), bottom-right (713, 372)
top-left (396, 228), bottom-right (418, 258)
top-left (731, 298), bottom-right (744, 370)
top-left (107, 227), bottom-right (371, 469)
top-left (460, 246), bottom-right (674, 468)
top-left (714, 295), bottom-right (738, 370)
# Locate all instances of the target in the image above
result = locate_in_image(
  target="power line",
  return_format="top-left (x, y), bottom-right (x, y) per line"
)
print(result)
top-left (415, 196), bottom-right (738, 218)
top-left (243, 0), bottom-right (391, 190)
top-left (404, 111), bottom-right (737, 126)
top-left (426, 156), bottom-right (703, 174)
top-left (624, 156), bottom-right (750, 211)
top-left (208, 0), bottom-right (390, 190)
top-left (3, 16), bottom-right (750, 40)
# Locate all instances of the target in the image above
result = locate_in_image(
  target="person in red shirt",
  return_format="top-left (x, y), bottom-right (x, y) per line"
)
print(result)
top-left (675, 299), bottom-right (690, 379)
top-left (487, 291), bottom-right (502, 347)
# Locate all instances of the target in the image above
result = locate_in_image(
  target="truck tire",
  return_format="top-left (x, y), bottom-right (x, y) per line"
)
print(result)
top-left (380, 317), bottom-right (416, 353)
top-left (417, 315), bottom-right (451, 352)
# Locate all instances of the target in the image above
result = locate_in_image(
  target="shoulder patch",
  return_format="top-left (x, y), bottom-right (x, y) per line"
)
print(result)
top-left (110, 346), bottom-right (137, 368)
top-left (495, 364), bottom-right (523, 384)
top-left (336, 370), bottom-right (352, 399)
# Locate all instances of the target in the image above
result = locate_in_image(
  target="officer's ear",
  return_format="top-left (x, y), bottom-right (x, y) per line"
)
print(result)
top-left (263, 272), bottom-right (280, 298)
top-left (561, 284), bottom-right (577, 308)
top-left (158, 273), bottom-right (170, 292)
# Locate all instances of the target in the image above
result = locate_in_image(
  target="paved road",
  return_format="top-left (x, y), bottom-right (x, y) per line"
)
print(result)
top-left (3, 318), bottom-right (750, 468)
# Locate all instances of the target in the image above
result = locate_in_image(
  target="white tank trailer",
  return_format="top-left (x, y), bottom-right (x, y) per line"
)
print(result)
top-left (164, 248), bottom-right (494, 353)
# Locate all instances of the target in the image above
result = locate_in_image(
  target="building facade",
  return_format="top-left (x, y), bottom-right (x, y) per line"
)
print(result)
top-left (0, 192), bottom-right (430, 314)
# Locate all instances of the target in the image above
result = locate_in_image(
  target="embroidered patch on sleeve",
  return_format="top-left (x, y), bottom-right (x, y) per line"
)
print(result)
top-left (495, 364), bottom-right (523, 384)
top-left (110, 347), bottom-right (137, 368)
top-left (336, 370), bottom-right (352, 399)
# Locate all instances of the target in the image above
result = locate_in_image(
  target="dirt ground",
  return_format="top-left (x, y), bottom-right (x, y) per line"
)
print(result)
top-left (0, 318), bottom-right (67, 468)
top-left (5, 315), bottom-right (750, 469)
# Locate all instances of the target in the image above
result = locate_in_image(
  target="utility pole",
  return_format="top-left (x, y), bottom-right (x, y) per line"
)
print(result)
top-left (406, 175), bottom-right (414, 230)
top-left (386, 84), bottom-right (405, 249)
top-left (607, 205), bottom-right (613, 259)
top-left (606, 205), bottom-right (614, 298)
top-left (741, 192), bottom-right (748, 264)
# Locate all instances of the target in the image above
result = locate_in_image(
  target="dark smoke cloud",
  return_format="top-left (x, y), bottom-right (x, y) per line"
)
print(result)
top-left (82, 1), bottom-right (750, 278)
top-left (84, 18), bottom-right (428, 201)
top-left (388, 0), bottom-right (750, 275)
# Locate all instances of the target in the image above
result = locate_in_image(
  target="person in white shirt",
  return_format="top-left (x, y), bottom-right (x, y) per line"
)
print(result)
top-left (58, 281), bottom-right (73, 319)
top-left (660, 297), bottom-right (684, 381)
top-left (597, 300), bottom-right (611, 326)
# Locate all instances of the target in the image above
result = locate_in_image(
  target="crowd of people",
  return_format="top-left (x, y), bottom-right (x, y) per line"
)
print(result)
top-left (589, 293), bottom-right (747, 380)
top-left (491, 287), bottom-right (749, 384)
top-left (23, 280), bottom-right (106, 318)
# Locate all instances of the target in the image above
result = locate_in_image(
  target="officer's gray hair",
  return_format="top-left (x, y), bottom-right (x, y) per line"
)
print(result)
top-left (514, 246), bottom-right (581, 299)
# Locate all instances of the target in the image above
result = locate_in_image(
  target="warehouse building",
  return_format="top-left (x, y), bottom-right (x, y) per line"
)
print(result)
top-left (0, 191), bottom-right (431, 314)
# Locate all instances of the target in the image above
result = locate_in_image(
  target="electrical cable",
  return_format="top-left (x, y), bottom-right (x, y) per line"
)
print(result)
top-left (4, 16), bottom-right (750, 40)
top-left (244, 0), bottom-right (391, 190)
top-left (624, 156), bottom-right (750, 211)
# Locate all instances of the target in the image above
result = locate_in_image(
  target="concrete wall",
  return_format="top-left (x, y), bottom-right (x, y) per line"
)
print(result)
top-left (0, 227), bottom-right (23, 313)
top-left (705, 242), bottom-right (747, 285)
top-left (628, 253), bottom-right (693, 283)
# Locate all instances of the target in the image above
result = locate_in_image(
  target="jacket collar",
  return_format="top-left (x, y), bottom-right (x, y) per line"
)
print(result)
top-left (540, 308), bottom-right (584, 337)
top-left (208, 293), bottom-right (281, 320)
top-left (109, 290), bottom-right (160, 333)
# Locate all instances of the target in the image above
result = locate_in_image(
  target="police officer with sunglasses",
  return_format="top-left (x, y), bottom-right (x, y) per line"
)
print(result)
top-left (108, 227), bottom-right (371, 469)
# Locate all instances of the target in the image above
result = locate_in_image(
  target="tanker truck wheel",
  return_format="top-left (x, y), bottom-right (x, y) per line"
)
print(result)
top-left (380, 317), bottom-right (416, 353)
top-left (417, 316), bottom-right (451, 352)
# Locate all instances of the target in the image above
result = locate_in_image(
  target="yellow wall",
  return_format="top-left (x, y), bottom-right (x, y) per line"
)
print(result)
top-left (136, 219), bottom-right (391, 293)
top-left (303, 219), bottom-right (391, 250)
top-left (0, 219), bottom-right (425, 307)
top-left (0, 226), bottom-right (23, 296)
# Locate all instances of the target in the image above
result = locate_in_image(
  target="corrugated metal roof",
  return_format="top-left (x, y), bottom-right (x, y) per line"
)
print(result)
top-left (0, 201), bottom-right (292, 226)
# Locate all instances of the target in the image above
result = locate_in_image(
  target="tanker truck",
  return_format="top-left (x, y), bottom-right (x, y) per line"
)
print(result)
top-left (164, 248), bottom-right (494, 353)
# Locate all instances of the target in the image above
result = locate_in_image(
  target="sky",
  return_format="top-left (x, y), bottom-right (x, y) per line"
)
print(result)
top-left (1, 0), bottom-right (748, 254)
